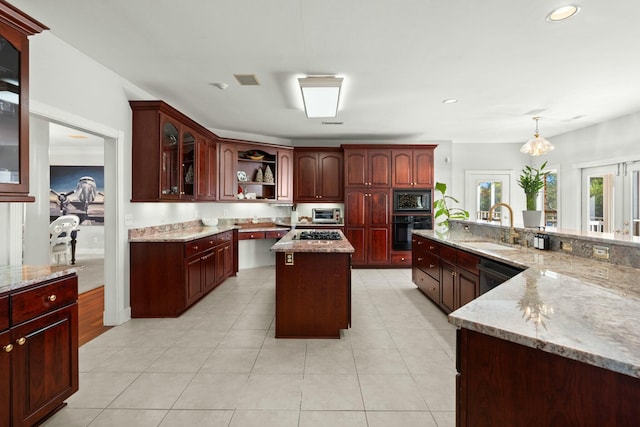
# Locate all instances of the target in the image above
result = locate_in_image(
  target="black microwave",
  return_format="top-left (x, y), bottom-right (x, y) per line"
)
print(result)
top-left (393, 189), bottom-right (432, 213)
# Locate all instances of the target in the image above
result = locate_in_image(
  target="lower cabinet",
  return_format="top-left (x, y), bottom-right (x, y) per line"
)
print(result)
top-left (130, 230), bottom-right (238, 317)
top-left (412, 235), bottom-right (479, 314)
top-left (1, 274), bottom-right (79, 427)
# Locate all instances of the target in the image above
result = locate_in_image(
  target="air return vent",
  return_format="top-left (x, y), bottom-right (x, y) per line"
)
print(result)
top-left (234, 74), bottom-right (260, 86)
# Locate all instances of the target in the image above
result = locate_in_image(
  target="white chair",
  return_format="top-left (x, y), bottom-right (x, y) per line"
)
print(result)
top-left (49, 215), bottom-right (80, 265)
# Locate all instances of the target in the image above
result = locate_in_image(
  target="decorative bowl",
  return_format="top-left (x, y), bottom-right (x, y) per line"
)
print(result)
top-left (247, 154), bottom-right (264, 160)
top-left (202, 217), bottom-right (218, 227)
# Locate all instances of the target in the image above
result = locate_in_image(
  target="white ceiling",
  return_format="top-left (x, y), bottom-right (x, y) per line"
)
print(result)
top-left (10, 0), bottom-right (640, 143)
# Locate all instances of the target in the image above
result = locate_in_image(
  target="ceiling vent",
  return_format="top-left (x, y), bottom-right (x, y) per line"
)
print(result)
top-left (234, 74), bottom-right (260, 86)
top-left (322, 121), bottom-right (344, 125)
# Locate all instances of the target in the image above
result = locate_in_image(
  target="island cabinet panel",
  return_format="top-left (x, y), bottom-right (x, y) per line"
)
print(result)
top-left (293, 148), bottom-right (344, 202)
top-left (457, 329), bottom-right (640, 427)
top-left (130, 231), bottom-right (237, 317)
top-left (275, 252), bottom-right (351, 338)
top-left (1, 273), bottom-right (78, 427)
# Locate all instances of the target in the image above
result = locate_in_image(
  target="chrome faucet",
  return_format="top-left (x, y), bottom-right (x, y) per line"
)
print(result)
top-left (488, 202), bottom-right (519, 244)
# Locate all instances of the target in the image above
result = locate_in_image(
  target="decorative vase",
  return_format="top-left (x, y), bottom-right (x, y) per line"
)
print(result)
top-left (264, 165), bottom-right (274, 183)
top-left (522, 210), bottom-right (542, 228)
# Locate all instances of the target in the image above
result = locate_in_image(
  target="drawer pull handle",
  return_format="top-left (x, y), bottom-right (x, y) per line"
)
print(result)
top-left (193, 245), bottom-right (199, 250)
top-left (47, 295), bottom-right (57, 302)
top-left (16, 337), bottom-right (26, 346)
top-left (417, 257), bottom-right (424, 261)
top-left (429, 246), bottom-right (435, 250)
top-left (429, 264), bottom-right (435, 268)
top-left (2, 344), bottom-right (12, 353)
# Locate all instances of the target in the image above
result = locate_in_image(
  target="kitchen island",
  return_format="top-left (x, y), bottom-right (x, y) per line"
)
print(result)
top-left (270, 229), bottom-right (354, 338)
top-left (412, 229), bottom-right (640, 426)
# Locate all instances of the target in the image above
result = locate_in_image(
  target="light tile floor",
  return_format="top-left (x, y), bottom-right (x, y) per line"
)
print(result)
top-left (44, 267), bottom-right (457, 427)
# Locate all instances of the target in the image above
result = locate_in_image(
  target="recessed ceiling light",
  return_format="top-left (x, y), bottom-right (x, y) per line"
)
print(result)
top-left (546, 5), bottom-right (581, 22)
top-left (209, 82), bottom-right (228, 90)
top-left (442, 99), bottom-right (458, 104)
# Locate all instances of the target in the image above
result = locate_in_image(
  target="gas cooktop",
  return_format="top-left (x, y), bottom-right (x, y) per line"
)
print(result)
top-left (295, 230), bottom-right (342, 240)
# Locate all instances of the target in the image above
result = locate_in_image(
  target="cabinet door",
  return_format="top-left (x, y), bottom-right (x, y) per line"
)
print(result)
top-left (223, 242), bottom-right (233, 278)
top-left (181, 129), bottom-right (196, 199)
top-left (368, 149), bottom-right (391, 187)
top-left (184, 256), bottom-right (202, 306)
top-left (277, 150), bottom-right (293, 201)
top-left (215, 245), bottom-right (226, 284)
top-left (369, 189), bottom-right (390, 226)
top-left (345, 189), bottom-right (367, 226)
top-left (458, 269), bottom-right (479, 309)
top-left (441, 262), bottom-right (456, 313)
top-left (218, 143), bottom-right (237, 200)
top-left (346, 227), bottom-right (366, 265)
top-left (392, 149), bottom-right (413, 188)
top-left (294, 152), bottom-right (318, 201)
top-left (202, 250), bottom-right (217, 293)
top-left (318, 152), bottom-right (343, 201)
top-left (368, 226), bottom-right (390, 265)
top-left (0, 329), bottom-right (10, 427)
top-left (160, 115), bottom-right (181, 199)
top-left (344, 151), bottom-right (367, 187)
top-left (12, 304), bottom-right (78, 427)
top-left (413, 149), bottom-right (434, 188)
top-left (196, 138), bottom-right (217, 200)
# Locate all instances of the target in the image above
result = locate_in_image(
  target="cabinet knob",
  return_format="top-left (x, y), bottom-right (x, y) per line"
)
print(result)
top-left (401, 257), bottom-right (406, 261)
top-left (47, 294), bottom-right (57, 302)
top-left (431, 287), bottom-right (437, 291)
top-left (16, 337), bottom-right (26, 346)
top-left (417, 241), bottom-right (423, 245)
top-left (429, 264), bottom-right (435, 268)
top-left (417, 257), bottom-right (424, 261)
top-left (451, 271), bottom-right (457, 277)
top-left (209, 240), bottom-right (214, 244)
top-left (2, 344), bottom-right (12, 353)
top-left (429, 245), bottom-right (435, 250)
top-left (250, 234), bottom-right (254, 238)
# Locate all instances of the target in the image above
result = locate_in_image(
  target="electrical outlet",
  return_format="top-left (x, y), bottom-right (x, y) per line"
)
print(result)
top-left (592, 245), bottom-right (610, 260)
top-left (561, 241), bottom-right (572, 252)
top-left (124, 214), bottom-right (133, 225)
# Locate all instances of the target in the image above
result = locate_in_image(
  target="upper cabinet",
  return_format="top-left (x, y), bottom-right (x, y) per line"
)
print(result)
top-left (391, 146), bottom-right (436, 188)
top-left (130, 101), bottom-right (217, 202)
top-left (343, 146), bottom-right (392, 187)
top-left (0, 4), bottom-right (47, 202)
top-left (294, 148), bottom-right (343, 202)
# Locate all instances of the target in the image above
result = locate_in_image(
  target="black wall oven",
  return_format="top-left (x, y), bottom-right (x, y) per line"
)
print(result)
top-left (393, 215), bottom-right (432, 251)
top-left (393, 189), bottom-right (432, 214)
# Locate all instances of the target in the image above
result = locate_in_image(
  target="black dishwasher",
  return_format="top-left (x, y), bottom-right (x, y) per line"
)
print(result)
top-left (477, 258), bottom-right (524, 295)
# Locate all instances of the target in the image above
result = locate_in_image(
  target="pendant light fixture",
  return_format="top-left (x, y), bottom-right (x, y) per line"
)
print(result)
top-left (520, 116), bottom-right (554, 156)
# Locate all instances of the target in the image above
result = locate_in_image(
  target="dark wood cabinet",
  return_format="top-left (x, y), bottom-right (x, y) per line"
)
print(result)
top-left (130, 230), bottom-right (237, 317)
top-left (457, 328), bottom-right (640, 427)
top-left (412, 235), bottom-right (479, 313)
top-left (345, 188), bottom-right (390, 266)
top-left (0, 4), bottom-right (47, 202)
top-left (218, 142), bottom-right (237, 200)
top-left (130, 101), bottom-right (217, 202)
top-left (391, 147), bottom-right (435, 188)
top-left (343, 147), bottom-right (391, 187)
top-left (277, 149), bottom-right (293, 202)
top-left (1, 273), bottom-right (78, 427)
top-left (294, 148), bottom-right (343, 202)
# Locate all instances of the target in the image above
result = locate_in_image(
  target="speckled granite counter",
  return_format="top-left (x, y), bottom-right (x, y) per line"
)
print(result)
top-left (0, 265), bottom-right (78, 294)
top-left (128, 225), bottom-right (238, 242)
top-left (413, 229), bottom-right (640, 379)
top-left (270, 229), bottom-right (355, 253)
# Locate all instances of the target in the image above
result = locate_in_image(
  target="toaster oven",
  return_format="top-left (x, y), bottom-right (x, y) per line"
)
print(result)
top-left (312, 208), bottom-right (341, 224)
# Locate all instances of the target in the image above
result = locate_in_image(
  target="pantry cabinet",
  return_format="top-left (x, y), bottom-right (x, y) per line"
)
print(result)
top-left (294, 148), bottom-right (343, 202)
top-left (130, 229), bottom-right (238, 317)
top-left (0, 4), bottom-right (47, 202)
top-left (345, 188), bottom-right (391, 265)
top-left (1, 273), bottom-right (78, 427)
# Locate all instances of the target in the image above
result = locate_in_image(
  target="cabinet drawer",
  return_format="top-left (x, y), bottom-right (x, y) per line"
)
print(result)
top-left (457, 250), bottom-right (479, 274)
top-left (216, 230), bottom-right (233, 244)
top-left (440, 245), bottom-right (457, 263)
top-left (266, 230), bottom-right (288, 239)
top-left (414, 268), bottom-right (440, 303)
top-left (184, 237), bottom-right (216, 258)
top-left (11, 275), bottom-right (78, 325)
top-left (0, 295), bottom-right (8, 331)
top-left (239, 231), bottom-right (266, 240)
top-left (391, 253), bottom-right (411, 265)
top-left (420, 252), bottom-right (440, 280)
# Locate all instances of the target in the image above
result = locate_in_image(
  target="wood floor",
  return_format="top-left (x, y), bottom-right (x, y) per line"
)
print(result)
top-left (78, 286), bottom-right (111, 346)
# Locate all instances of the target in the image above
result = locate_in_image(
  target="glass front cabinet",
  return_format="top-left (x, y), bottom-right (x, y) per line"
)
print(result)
top-left (0, 4), bottom-right (47, 202)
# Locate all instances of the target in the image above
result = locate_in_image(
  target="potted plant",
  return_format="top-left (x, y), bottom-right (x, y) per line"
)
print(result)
top-left (434, 182), bottom-right (469, 232)
top-left (517, 161), bottom-right (547, 228)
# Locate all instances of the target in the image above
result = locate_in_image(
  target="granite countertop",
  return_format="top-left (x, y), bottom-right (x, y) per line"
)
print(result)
top-left (128, 225), bottom-right (238, 243)
top-left (0, 265), bottom-right (78, 294)
top-left (270, 229), bottom-right (355, 253)
top-left (413, 229), bottom-right (640, 379)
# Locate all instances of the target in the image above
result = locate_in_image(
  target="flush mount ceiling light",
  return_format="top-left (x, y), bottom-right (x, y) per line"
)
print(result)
top-left (520, 116), bottom-right (554, 156)
top-left (546, 4), bottom-right (581, 22)
top-left (298, 76), bottom-right (343, 118)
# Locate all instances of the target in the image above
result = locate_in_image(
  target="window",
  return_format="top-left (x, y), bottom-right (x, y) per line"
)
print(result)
top-left (465, 171), bottom-right (511, 222)
top-left (543, 171), bottom-right (558, 227)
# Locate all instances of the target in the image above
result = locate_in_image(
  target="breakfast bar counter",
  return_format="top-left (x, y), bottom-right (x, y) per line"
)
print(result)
top-left (271, 229), bottom-right (354, 338)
